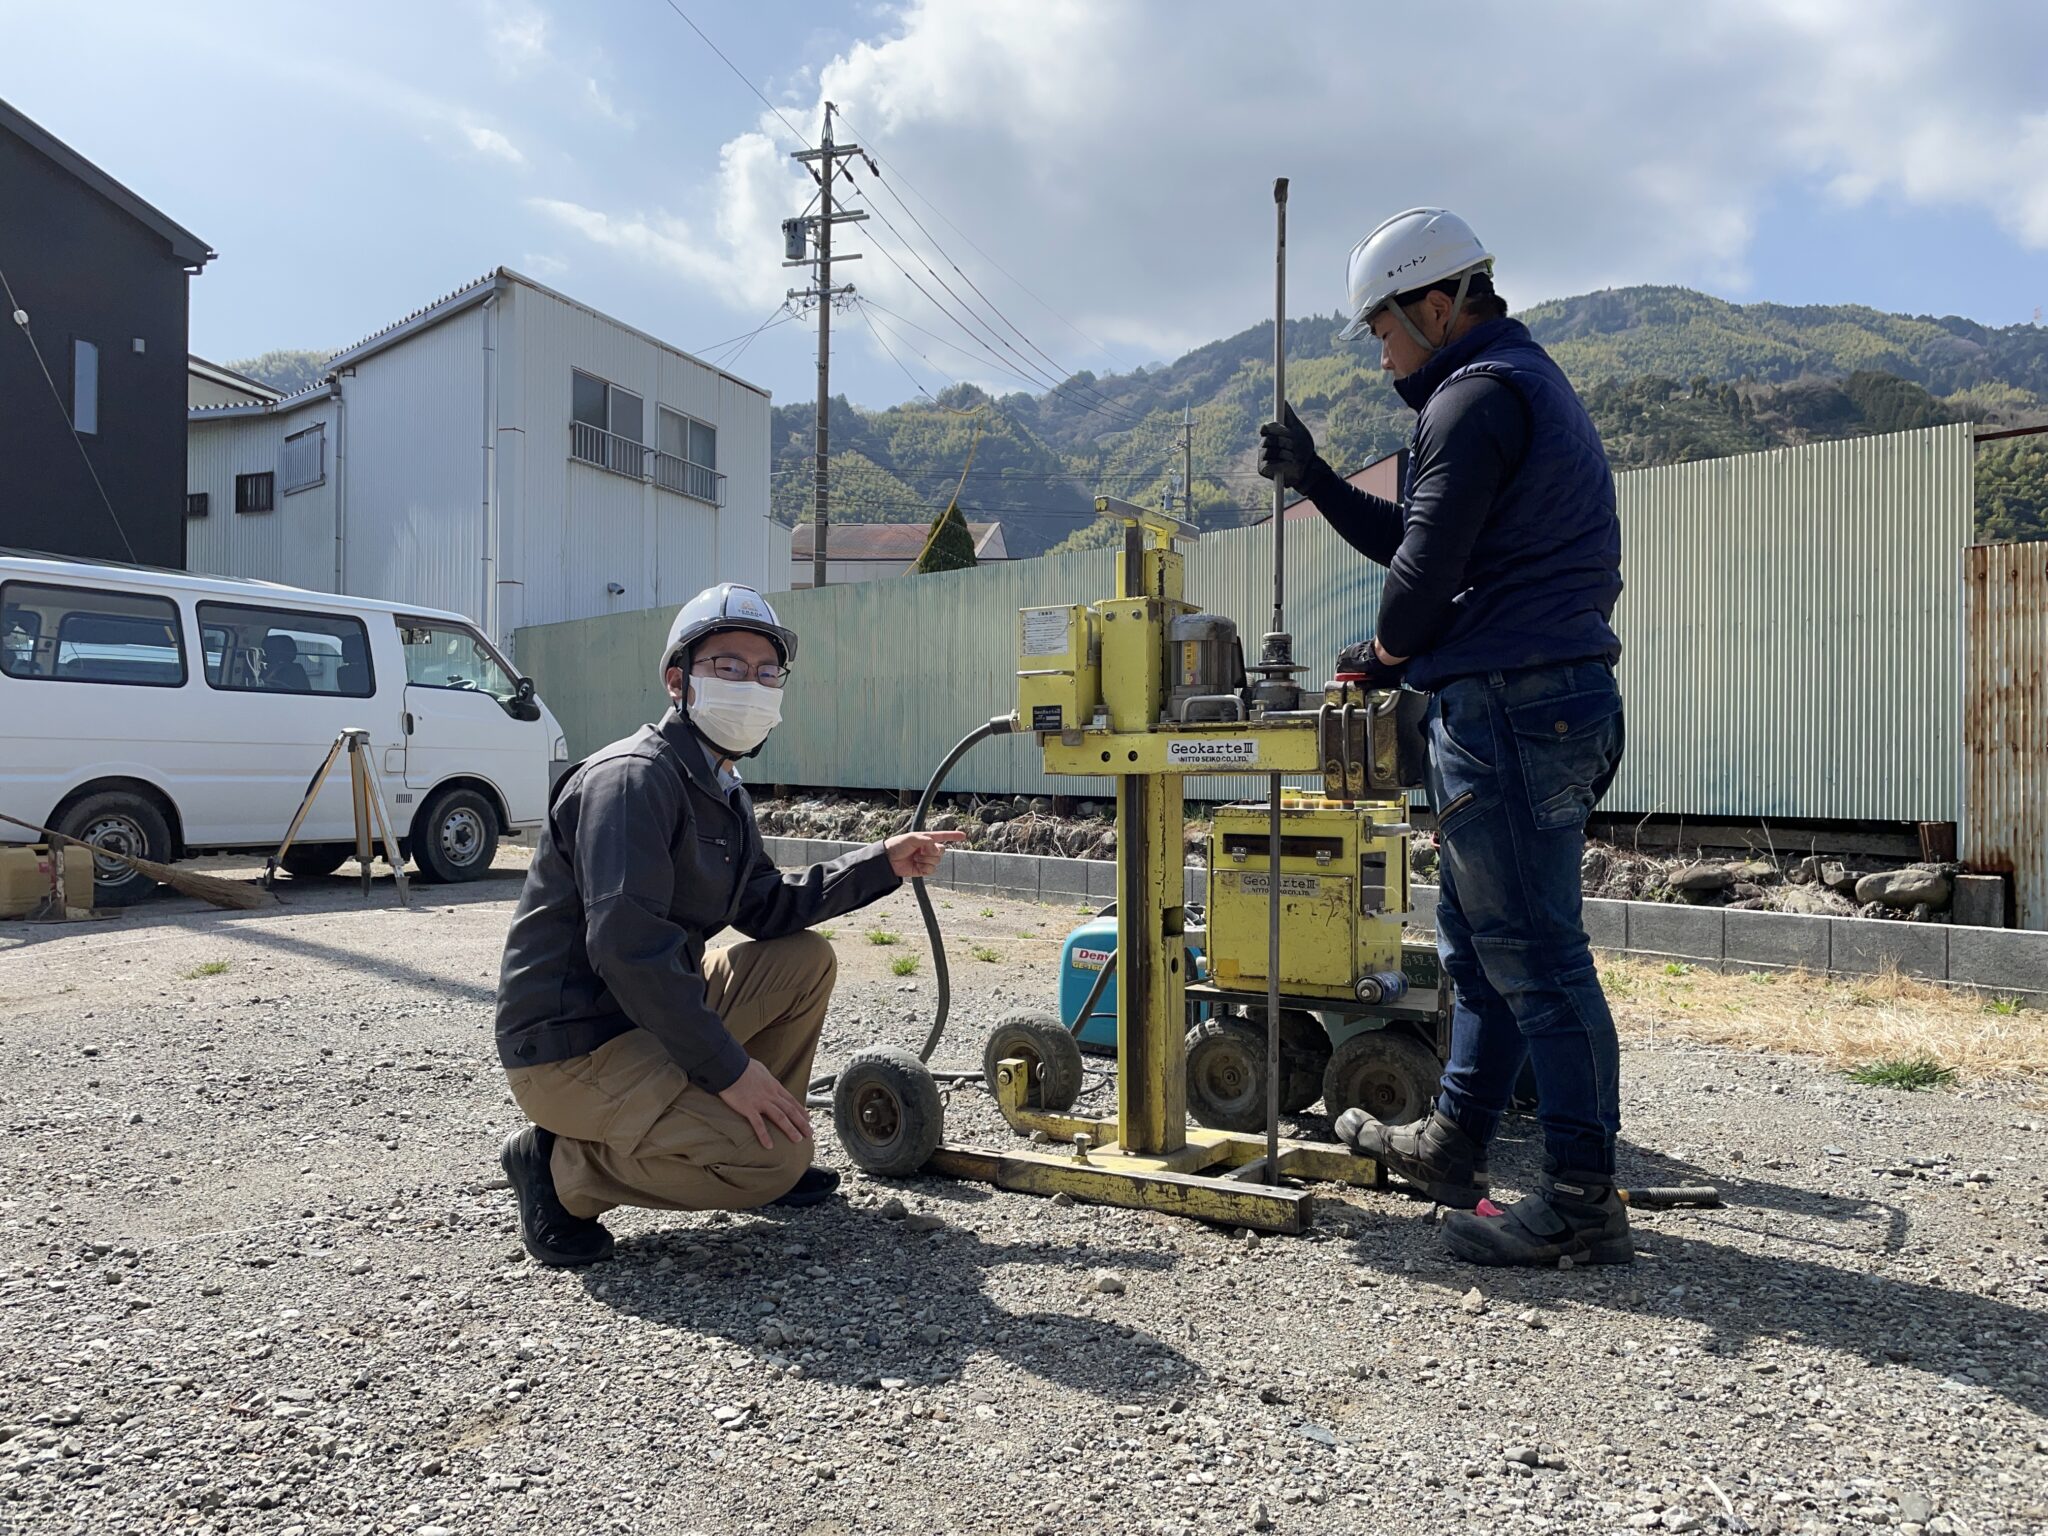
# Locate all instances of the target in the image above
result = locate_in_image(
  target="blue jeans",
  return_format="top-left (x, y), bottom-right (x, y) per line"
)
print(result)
top-left (1426, 662), bottom-right (1625, 1176)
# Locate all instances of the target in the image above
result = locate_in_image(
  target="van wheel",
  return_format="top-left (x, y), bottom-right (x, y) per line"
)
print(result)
top-left (280, 844), bottom-right (350, 879)
top-left (412, 788), bottom-right (498, 883)
top-left (54, 792), bottom-right (171, 908)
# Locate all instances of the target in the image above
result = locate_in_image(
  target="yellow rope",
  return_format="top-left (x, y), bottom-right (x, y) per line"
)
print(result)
top-left (911, 412), bottom-right (986, 569)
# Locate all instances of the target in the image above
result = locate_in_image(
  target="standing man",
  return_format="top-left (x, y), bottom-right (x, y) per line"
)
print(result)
top-left (494, 583), bottom-right (960, 1266)
top-left (1259, 209), bottom-right (1629, 1268)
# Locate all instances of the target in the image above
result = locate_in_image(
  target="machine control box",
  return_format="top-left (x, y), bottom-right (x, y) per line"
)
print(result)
top-left (1205, 797), bottom-right (1410, 1001)
top-left (1016, 604), bottom-right (1100, 734)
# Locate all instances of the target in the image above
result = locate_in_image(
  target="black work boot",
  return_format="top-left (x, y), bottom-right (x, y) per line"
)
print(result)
top-left (500, 1127), bottom-right (614, 1267)
top-left (1441, 1163), bottom-right (1633, 1268)
top-left (769, 1167), bottom-right (842, 1209)
top-left (1336, 1108), bottom-right (1490, 1210)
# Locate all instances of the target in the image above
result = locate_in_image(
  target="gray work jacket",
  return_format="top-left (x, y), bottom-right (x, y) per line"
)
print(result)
top-left (493, 708), bottom-right (899, 1091)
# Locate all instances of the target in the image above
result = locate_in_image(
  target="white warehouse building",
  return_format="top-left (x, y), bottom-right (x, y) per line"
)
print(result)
top-left (186, 267), bottom-right (779, 649)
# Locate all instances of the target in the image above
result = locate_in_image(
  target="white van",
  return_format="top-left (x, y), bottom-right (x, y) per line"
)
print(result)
top-left (0, 553), bottom-right (569, 905)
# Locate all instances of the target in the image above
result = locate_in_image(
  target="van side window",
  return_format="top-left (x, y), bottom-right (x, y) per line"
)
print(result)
top-left (0, 581), bottom-right (186, 687)
top-left (194, 601), bottom-right (375, 698)
top-left (398, 618), bottom-right (518, 703)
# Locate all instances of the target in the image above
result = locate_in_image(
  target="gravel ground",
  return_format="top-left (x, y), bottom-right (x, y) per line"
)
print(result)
top-left (1, 856), bottom-right (2045, 1536)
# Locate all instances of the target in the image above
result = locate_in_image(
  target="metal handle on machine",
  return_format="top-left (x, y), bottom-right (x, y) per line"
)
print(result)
top-left (1264, 175), bottom-right (1289, 1185)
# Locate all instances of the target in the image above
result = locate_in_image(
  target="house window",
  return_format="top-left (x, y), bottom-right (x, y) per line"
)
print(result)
top-left (195, 601), bottom-right (374, 697)
top-left (0, 581), bottom-right (186, 688)
top-left (569, 369), bottom-right (647, 476)
top-left (186, 492), bottom-right (209, 518)
top-left (72, 340), bottom-right (99, 435)
top-left (655, 407), bottom-right (723, 503)
top-left (235, 472), bottom-right (275, 514)
top-left (281, 424), bottom-right (326, 494)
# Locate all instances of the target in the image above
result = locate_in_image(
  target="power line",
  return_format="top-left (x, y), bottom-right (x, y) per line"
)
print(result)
top-left (654, 0), bottom-right (813, 149)
top-left (829, 107), bottom-right (1110, 359)
top-left (1, 262), bottom-right (136, 562)
top-left (850, 197), bottom-right (1147, 428)
top-left (850, 297), bottom-right (942, 405)
top-left (847, 157), bottom-right (1140, 428)
top-left (694, 300), bottom-right (794, 366)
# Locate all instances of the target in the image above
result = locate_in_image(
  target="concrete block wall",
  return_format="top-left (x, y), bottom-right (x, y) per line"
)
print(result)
top-left (763, 838), bottom-right (2048, 1001)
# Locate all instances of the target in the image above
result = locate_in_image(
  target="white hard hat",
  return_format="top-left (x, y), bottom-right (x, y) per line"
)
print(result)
top-left (659, 583), bottom-right (797, 686)
top-left (1336, 208), bottom-right (1493, 343)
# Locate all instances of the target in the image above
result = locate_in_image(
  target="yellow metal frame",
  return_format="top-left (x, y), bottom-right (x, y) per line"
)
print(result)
top-left (915, 497), bottom-right (1388, 1233)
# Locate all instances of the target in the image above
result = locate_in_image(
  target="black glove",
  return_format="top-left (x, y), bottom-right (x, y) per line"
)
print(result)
top-left (1335, 639), bottom-right (1406, 688)
top-left (1257, 402), bottom-right (1323, 490)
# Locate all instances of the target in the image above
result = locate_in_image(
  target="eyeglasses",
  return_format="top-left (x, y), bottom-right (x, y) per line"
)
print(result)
top-left (693, 655), bottom-right (791, 689)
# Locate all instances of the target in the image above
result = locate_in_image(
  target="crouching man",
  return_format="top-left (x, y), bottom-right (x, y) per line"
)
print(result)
top-left (494, 583), bottom-right (960, 1266)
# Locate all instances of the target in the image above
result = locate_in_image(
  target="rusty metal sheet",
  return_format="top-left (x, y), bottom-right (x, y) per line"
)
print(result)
top-left (1961, 541), bottom-right (2048, 930)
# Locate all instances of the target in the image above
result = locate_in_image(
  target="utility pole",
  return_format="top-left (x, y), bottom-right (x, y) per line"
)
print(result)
top-left (787, 102), bottom-right (867, 589)
top-left (1181, 402), bottom-right (1194, 524)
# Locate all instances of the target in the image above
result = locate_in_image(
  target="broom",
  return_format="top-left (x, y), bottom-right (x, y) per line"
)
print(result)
top-left (0, 811), bottom-right (275, 912)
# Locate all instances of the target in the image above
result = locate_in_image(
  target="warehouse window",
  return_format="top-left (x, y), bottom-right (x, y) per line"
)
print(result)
top-left (185, 492), bottom-right (209, 518)
top-left (72, 340), bottom-right (98, 435)
top-left (0, 581), bottom-right (186, 687)
top-left (281, 423), bottom-right (325, 494)
top-left (570, 369), bottom-right (647, 476)
top-left (195, 601), bottom-right (374, 697)
top-left (235, 472), bottom-right (275, 514)
top-left (655, 407), bottom-right (722, 503)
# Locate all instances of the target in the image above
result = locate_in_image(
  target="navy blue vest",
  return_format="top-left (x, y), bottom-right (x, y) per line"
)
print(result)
top-left (1393, 317), bottom-right (1622, 689)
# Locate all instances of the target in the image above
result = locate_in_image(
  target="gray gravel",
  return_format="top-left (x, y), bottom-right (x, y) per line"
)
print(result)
top-left (1, 859), bottom-right (2045, 1535)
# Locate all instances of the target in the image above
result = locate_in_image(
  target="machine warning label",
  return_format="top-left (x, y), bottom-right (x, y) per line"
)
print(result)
top-left (1020, 607), bottom-right (1071, 657)
top-left (1165, 737), bottom-right (1259, 768)
top-left (1071, 947), bottom-right (1114, 971)
top-left (1031, 704), bottom-right (1064, 731)
top-left (1233, 873), bottom-right (1324, 898)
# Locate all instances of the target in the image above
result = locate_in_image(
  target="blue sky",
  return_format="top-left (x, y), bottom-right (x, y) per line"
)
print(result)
top-left (7, 0), bottom-right (2045, 411)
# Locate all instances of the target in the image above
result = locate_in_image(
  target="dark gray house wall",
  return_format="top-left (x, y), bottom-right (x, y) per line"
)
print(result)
top-left (0, 100), bottom-right (212, 568)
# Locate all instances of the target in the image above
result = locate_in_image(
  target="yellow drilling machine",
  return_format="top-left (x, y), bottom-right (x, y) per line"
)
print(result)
top-left (827, 179), bottom-right (1444, 1235)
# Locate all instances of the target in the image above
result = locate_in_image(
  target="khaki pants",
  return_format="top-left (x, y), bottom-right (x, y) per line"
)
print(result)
top-left (506, 931), bottom-right (835, 1219)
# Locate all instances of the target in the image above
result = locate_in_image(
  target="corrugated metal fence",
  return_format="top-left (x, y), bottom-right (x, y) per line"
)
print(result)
top-left (1962, 541), bottom-right (2048, 928)
top-left (519, 423), bottom-right (1976, 820)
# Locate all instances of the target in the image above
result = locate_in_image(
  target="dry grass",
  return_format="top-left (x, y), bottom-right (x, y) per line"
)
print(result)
top-left (1600, 958), bottom-right (2048, 1082)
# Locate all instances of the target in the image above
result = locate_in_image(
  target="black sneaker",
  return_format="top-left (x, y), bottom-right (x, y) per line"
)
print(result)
top-left (1440, 1165), bottom-right (1634, 1268)
top-left (769, 1167), bottom-right (842, 1209)
top-left (1336, 1108), bottom-right (1490, 1210)
top-left (500, 1127), bottom-right (614, 1267)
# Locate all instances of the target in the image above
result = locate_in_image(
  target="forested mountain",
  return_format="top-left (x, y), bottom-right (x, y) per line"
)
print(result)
top-left (771, 286), bottom-right (2048, 555)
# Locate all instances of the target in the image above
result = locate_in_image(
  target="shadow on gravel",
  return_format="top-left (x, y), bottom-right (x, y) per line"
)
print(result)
top-left (583, 1209), bottom-right (1193, 1400)
top-left (0, 864), bottom-right (522, 952)
top-left (1361, 1128), bottom-right (2044, 1420)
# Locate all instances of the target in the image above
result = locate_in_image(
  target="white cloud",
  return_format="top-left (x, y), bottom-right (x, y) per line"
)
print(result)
top-left (463, 124), bottom-right (526, 166)
top-left (536, 0), bottom-right (2048, 387)
top-left (521, 252), bottom-right (570, 278)
top-left (584, 77), bottom-right (632, 128)
top-left (487, 3), bottom-right (549, 71)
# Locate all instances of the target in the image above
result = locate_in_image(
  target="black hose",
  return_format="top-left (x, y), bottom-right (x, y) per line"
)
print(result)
top-left (807, 714), bottom-right (1014, 1106)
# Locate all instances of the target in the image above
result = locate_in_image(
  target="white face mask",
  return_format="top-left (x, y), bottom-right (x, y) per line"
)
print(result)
top-left (686, 675), bottom-right (783, 756)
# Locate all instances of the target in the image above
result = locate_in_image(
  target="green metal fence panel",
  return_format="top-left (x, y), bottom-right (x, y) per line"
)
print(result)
top-left (520, 424), bottom-right (1974, 821)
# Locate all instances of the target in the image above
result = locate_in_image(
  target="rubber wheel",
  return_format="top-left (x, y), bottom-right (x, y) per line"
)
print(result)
top-left (1323, 1029), bottom-right (1441, 1127)
top-left (982, 1010), bottom-right (1085, 1112)
top-left (1185, 1015), bottom-right (1270, 1133)
top-left (1226, 1006), bottom-right (1326, 1114)
top-left (280, 844), bottom-right (350, 879)
top-left (832, 1046), bottom-right (944, 1176)
top-left (54, 791), bottom-right (171, 908)
top-left (1276, 1010), bottom-right (1332, 1114)
top-left (411, 787), bottom-right (498, 883)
